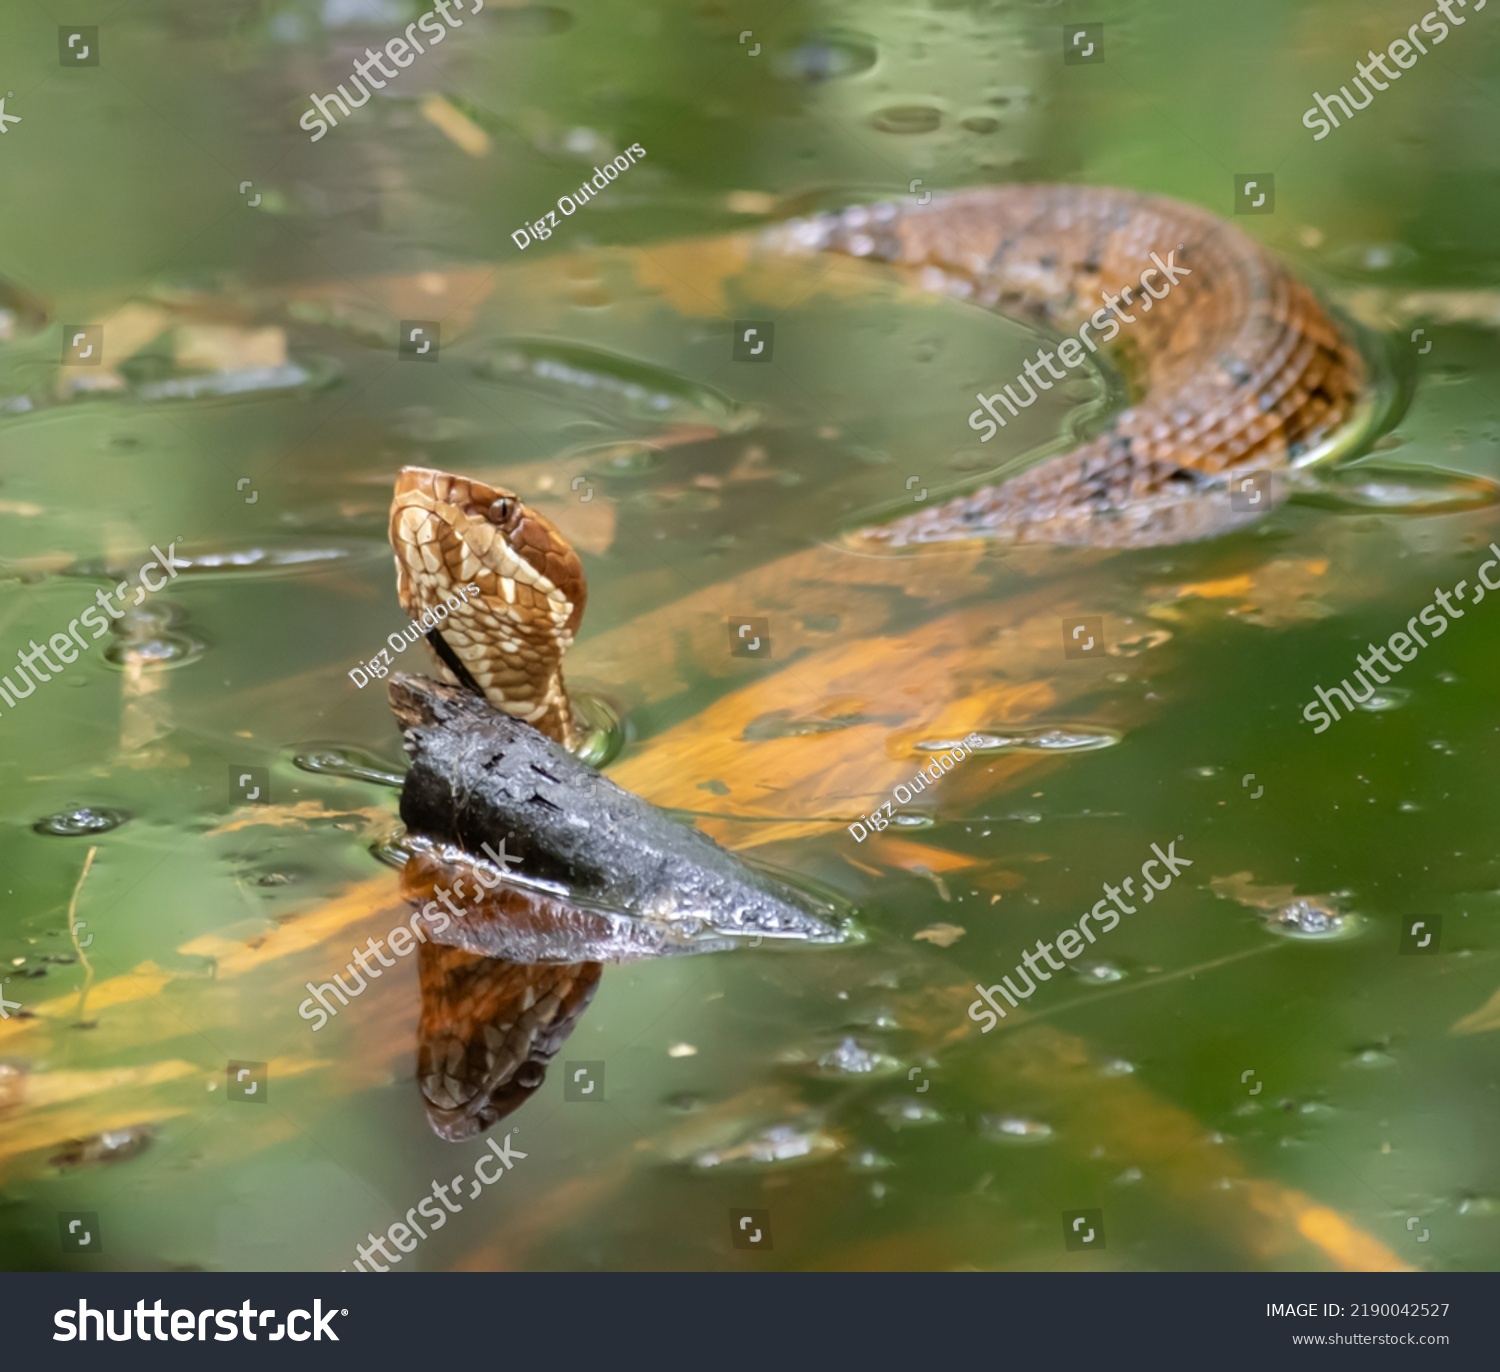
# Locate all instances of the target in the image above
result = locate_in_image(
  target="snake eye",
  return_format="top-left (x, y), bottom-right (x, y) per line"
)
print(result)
top-left (486, 497), bottom-right (515, 524)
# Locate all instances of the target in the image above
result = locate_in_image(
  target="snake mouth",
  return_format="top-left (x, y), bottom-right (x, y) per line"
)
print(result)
top-left (389, 466), bottom-right (587, 746)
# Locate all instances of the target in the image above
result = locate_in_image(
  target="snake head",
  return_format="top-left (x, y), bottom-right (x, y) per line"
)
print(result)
top-left (389, 466), bottom-right (586, 746)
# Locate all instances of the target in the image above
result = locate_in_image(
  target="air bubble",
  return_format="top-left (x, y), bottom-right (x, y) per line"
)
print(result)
top-left (979, 1115), bottom-right (1053, 1143)
top-left (871, 105), bottom-right (943, 135)
top-left (34, 806), bottom-right (130, 836)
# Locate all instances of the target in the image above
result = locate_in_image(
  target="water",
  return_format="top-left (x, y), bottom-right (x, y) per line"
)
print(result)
top-left (2, 0), bottom-right (1499, 1274)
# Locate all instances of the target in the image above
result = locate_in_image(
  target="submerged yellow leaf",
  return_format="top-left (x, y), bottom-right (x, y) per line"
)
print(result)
top-left (207, 801), bottom-right (391, 835)
top-left (420, 95), bottom-right (490, 157)
top-left (1452, 986), bottom-right (1500, 1035)
top-left (914, 923), bottom-right (966, 947)
top-left (176, 325), bottom-right (286, 372)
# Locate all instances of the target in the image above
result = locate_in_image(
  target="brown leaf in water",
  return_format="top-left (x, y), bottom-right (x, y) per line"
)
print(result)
top-left (175, 325), bottom-right (286, 372)
top-left (867, 839), bottom-right (981, 875)
top-left (913, 923), bottom-right (966, 947)
top-left (725, 191), bottom-right (778, 215)
top-left (0, 962), bottom-right (174, 1045)
top-left (1451, 985), bottom-right (1500, 1036)
top-left (629, 235), bottom-right (756, 316)
top-left (282, 267), bottom-right (498, 339)
top-left (1209, 872), bottom-right (1301, 910)
top-left (420, 94), bottom-right (491, 157)
top-left (179, 876), bottom-right (406, 979)
top-left (207, 801), bottom-right (392, 835)
top-left (1148, 558), bottom-right (1333, 629)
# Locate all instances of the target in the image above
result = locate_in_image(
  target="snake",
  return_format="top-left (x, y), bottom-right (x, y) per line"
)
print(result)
top-left (390, 185), bottom-right (1370, 734)
top-left (390, 466), bottom-right (587, 748)
top-left (388, 187), bottom-right (1370, 1136)
top-left (389, 469), bottom-right (596, 1135)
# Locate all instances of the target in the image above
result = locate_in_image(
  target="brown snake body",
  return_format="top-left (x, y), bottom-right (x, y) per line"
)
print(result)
top-left (391, 186), bottom-right (1371, 731)
top-left (772, 185), bottom-right (1369, 548)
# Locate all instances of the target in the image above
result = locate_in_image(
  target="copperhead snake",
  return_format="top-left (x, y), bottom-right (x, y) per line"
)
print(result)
top-left (390, 185), bottom-right (1370, 738)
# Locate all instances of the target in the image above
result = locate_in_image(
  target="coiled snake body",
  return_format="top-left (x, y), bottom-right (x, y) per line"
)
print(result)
top-left (392, 186), bottom-right (1368, 731)
top-left (776, 185), bottom-right (1367, 549)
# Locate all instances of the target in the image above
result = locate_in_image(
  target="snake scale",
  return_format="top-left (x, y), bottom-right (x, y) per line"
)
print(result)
top-left (391, 185), bottom-right (1369, 738)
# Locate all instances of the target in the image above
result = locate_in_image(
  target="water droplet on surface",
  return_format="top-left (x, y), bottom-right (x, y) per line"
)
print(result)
top-left (961, 726), bottom-right (1120, 755)
top-left (1330, 242), bottom-right (1418, 273)
top-left (34, 807), bottom-right (130, 836)
top-left (1100, 1058), bottom-right (1136, 1077)
top-left (102, 631), bottom-right (204, 670)
top-left (848, 1148), bottom-right (894, 1172)
top-left (293, 746), bottom-right (406, 788)
top-left (1348, 1047), bottom-right (1397, 1070)
top-left (887, 809), bottom-right (935, 830)
top-left (1262, 899), bottom-right (1362, 940)
top-left (979, 1115), bottom-right (1053, 1143)
top-left (871, 105), bottom-right (943, 135)
top-left (878, 1097), bottom-right (942, 1127)
top-left (961, 115), bottom-right (1000, 134)
top-left (812, 1036), bottom-right (901, 1078)
top-left (50, 1125), bottom-right (153, 1169)
top-left (692, 1122), bottom-right (840, 1169)
top-left (851, 1007), bottom-right (902, 1031)
top-left (572, 692), bottom-right (625, 768)
top-left (1287, 1098), bottom-right (1336, 1118)
top-left (1076, 962), bottom-right (1125, 984)
top-left (1457, 1194), bottom-right (1500, 1217)
top-left (1355, 688), bottom-right (1410, 713)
